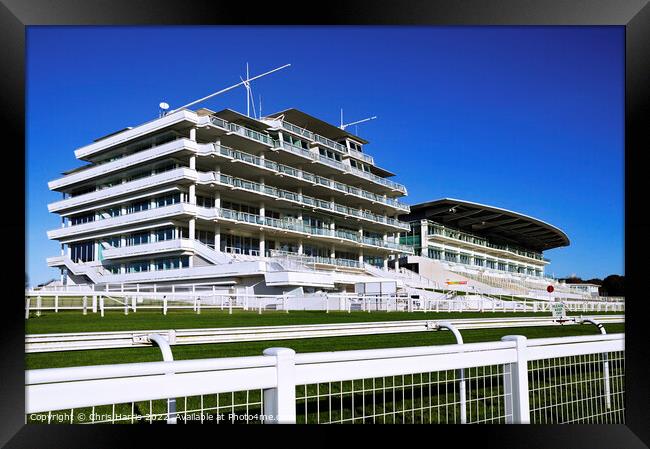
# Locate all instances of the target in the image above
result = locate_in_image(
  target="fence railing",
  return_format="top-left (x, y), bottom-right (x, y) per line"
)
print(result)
top-left (24, 289), bottom-right (626, 318)
top-left (25, 333), bottom-right (624, 424)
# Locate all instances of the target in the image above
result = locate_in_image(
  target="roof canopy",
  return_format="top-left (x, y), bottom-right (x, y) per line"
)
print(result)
top-left (265, 108), bottom-right (369, 144)
top-left (403, 198), bottom-right (570, 251)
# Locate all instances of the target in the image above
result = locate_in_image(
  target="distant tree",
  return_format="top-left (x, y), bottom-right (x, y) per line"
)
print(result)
top-left (601, 275), bottom-right (624, 297)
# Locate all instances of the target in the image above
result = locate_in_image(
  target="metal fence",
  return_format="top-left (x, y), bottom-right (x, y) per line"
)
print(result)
top-left (25, 333), bottom-right (624, 424)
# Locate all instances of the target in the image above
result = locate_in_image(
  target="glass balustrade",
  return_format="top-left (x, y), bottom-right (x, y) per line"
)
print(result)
top-left (216, 208), bottom-right (412, 253)
top-left (216, 172), bottom-right (409, 229)
top-left (206, 114), bottom-right (407, 194)
top-left (427, 220), bottom-right (544, 261)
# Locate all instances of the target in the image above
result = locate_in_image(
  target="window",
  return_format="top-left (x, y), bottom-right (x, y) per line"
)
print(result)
top-left (445, 252), bottom-right (458, 262)
top-left (220, 234), bottom-right (259, 255)
top-left (105, 236), bottom-right (121, 248)
top-left (196, 229), bottom-right (215, 246)
top-left (486, 260), bottom-right (496, 269)
top-left (70, 213), bottom-right (95, 226)
top-left (498, 262), bottom-right (507, 271)
top-left (222, 201), bottom-right (259, 215)
top-left (349, 141), bottom-right (363, 152)
top-left (106, 264), bottom-right (121, 274)
top-left (156, 193), bottom-right (181, 208)
top-left (70, 240), bottom-right (94, 262)
top-left (155, 256), bottom-right (188, 270)
top-left (335, 250), bottom-right (358, 261)
top-left (127, 200), bottom-right (149, 214)
top-left (474, 258), bottom-right (485, 267)
top-left (155, 227), bottom-right (174, 242)
top-left (153, 162), bottom-right (177, 174)
top-left (105, 207), bottom-right (121, 218)
top-left (127, 232), bottom-right (150, 246)
top-left (460, 254), bottom-right (470, 265)
top-left (428, 248), bottom-right (442, 260)
top-left (196, 195), bottom-right (214, 208)
top-left (127, 260), bottom-right (149, 273)
top-left (318, 148), bottom-right (341, 162)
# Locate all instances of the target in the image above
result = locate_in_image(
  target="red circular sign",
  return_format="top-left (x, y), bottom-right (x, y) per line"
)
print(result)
top-left (547, 285), bottom-right (554, 293)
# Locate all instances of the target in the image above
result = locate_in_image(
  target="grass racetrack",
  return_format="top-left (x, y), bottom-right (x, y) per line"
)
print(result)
top-left (25, 309), bottom-right (624, 370)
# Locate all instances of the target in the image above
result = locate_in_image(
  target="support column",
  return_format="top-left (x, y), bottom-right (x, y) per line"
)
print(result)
top-left (189, 127), bottom-right (197, 142)
top-left (214, 224), bottom-right (221, 250)
top-left (298, 240), bottom-right (303, 255)
top-left (189, 218), bottom-right (196, 240)
top-left (214, 192), bottom-right (221, 209)
top-left (189, 184), bottom-right (196, 205)
top-left (259, 233), bottom-right (266, 257)
top-left (420, 219), bottom-right (428, 255)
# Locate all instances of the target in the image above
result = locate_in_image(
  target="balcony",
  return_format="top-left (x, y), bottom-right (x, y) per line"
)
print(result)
top-left (49, 138), bottom-right (205, 190)
top-left (216, 208), bottom-right (413, 254)
top-left (215, 145), bottom-right (409, 212)
top-left (48, 202), bottom-right (193, 239)
top-left (215, 173), bottom-right (410, 231)
top-left (48, 168), bottom-right (196, 213)
top-left (426, 221), bottom-right (547, 264)
top-left (278, 120), bottom-right (374, 164)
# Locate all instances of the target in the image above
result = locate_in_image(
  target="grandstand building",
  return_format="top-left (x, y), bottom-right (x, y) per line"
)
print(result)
top-left (395, 199), bottom-right (585, 299)
top-left (44, 102), bottom-right (591, 300)
top-left (46, 107), bottom-right (416, 294)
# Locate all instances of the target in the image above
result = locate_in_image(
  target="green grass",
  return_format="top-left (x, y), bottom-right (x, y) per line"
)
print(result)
top-left (25, 323), bottom-right (624, 370)
top-left (25, 309), bottom-right (623, 335)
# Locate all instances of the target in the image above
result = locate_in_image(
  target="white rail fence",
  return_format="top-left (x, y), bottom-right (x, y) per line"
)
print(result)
top-left (25, 315), bottom-right (625, 353)
top-left (25, 333), bottom-right (624, 424)
top-left (24, 289), bottom-right (625, 318)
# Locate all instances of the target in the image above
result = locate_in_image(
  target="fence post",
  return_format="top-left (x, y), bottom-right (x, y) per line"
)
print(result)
top-left (36, 296), bottom-right (42, 317)
top-left (54, 295), bottom-right (59, 313)
top-left (92, 295), bottom-right (97, 313)
top-left (259, 296), bottom-right (263, 315)
top-left (82, 296), bottom-right (87, 315)
top-left (163, 296), bottom-right (168, 316)
top-left (124, 297), bottom-right (129, 315)
top-left (25, 296), bottom-right (30, 319)
top-left (100, 296), bottom-right (105, 317)
top-left (325, 294), bottom-right (329, 313)
top-left (501, 335), bottom-right (530, 424)
top-left (197, 297), bottom-right (201, 315)
top-left (132, 295), bottom-right (137, 313)
top-left (262, 348), bottom-right (297, 424)
top-left (437, 322), bottom-right (466, 424)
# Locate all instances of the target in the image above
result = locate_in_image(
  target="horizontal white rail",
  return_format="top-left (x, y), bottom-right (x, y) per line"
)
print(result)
top-left (25, 315), bottom-right (624, 353)
top-left (25, 333), bottom-right (624, 421)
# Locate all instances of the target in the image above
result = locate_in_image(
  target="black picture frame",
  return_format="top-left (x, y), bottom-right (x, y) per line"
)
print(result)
top-left (3, 0), bottom-right (648, 447)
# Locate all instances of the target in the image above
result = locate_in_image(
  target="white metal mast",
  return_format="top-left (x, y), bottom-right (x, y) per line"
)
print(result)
top-left (167, 63), bottom-right (291, 114)
top-left (340, 115), bottom-right (378, 130)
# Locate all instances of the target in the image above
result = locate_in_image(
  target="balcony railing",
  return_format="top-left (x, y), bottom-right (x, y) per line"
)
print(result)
top-left (216, 208), bottom-right (413, 254)
top-left (280, 121), bottom-right (315, 141)
top-left (426, 221), bottom-right (545, 262)
top-left (216, 172), bottom-right (410, 230)
top-left (270, 249), bottom-right (363, 269)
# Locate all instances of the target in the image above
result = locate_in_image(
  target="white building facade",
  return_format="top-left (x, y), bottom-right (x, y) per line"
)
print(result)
top-left (46, 107), bottom-right (414, 293)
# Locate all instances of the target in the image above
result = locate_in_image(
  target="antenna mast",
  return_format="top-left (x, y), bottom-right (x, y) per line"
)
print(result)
top-left (168, 63), bottom-right (291, 114)
top-left (340, 115), bottom-right (378, 130)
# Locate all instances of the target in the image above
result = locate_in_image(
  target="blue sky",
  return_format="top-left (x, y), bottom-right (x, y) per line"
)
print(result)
top-left (26, 26), bottom-right (624, 285)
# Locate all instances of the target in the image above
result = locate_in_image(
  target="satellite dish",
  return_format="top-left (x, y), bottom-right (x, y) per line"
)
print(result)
top-left (159, 102), bottom-right (170, 110)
